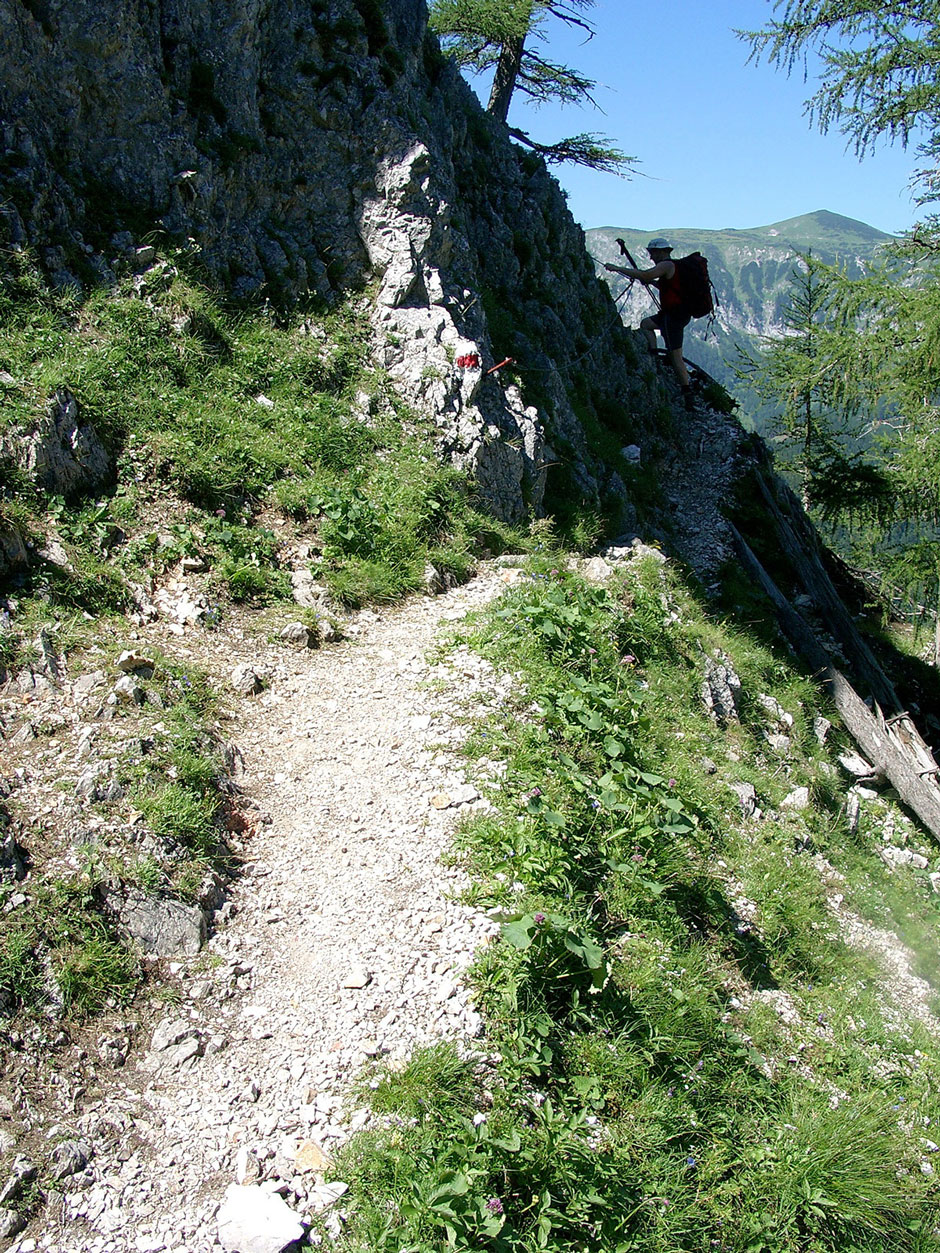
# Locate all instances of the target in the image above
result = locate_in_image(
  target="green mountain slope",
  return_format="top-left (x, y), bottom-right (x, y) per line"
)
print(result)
top-left (586, 210), bottom-right (893, 424)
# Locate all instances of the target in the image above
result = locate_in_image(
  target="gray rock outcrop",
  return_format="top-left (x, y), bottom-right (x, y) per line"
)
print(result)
top-left (1, 388), bottom-right (112, 498)
top-left (0, 0), bottom-right (670, 530)
top-left (113, 891), bottom-right (208, 957)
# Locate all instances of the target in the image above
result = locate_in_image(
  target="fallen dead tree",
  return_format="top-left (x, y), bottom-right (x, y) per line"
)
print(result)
top-left (729, 519), bottom-right (940, 841)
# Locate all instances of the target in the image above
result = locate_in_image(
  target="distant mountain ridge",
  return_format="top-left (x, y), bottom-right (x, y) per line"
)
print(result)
top-left (586, 210), bottom-right (893, 421)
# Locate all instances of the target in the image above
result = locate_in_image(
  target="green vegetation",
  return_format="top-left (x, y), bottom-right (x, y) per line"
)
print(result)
top-left (737, 253), bottom-right (865, 505)
top-left (0, 878), bottom-right (138, 1017)
top-left (739, 2), bottom-right (940, 649)
top-left (0, 246), bottom-right (519, 613)
top-left (0, 646), bottom-right (227, 1019)
top-left (428, 0), bottom-right (632, 172)
top-left (332, 553), bottom-right (940, 1252)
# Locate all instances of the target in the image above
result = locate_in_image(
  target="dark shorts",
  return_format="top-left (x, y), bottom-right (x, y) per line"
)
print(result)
top-left (650, 309), bottom-right (691, 352)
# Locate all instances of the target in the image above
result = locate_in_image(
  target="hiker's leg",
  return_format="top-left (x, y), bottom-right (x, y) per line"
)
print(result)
top-left (661, 315), bottom-right (691, 387)
top-left (640, 315), bottom-right (660, 353)
top-left (661, 314), bottom-right (694, 408)
top-left (667, 347), bottom-right (690, 388)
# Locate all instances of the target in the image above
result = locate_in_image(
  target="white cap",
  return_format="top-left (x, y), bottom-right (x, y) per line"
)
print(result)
top-left (647, 237), bottom-right (673, 251)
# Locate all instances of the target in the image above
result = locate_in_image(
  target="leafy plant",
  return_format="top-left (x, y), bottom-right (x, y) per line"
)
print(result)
top-left (337, 559), bottom-right (940, 1251)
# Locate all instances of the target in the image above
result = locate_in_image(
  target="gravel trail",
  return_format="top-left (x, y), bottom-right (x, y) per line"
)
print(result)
top-left (37, 567), bottom-right (514, 1253)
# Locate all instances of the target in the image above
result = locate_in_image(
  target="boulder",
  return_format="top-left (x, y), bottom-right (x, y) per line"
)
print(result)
top-left (216, 1184), bottom-right (305, 1253)
top-left (4, 390), bottom-right (112, 498)
top-left (115, 893), bottom-right (207, 956)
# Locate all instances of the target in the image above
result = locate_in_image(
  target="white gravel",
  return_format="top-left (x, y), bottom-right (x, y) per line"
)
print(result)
top-left (33, 565), bottom-right (520, 1253)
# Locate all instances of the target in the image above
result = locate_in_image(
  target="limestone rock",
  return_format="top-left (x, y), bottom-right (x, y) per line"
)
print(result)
top-left (278, 622), bottom-right (316, 648)
top-left (235, 1148), bottom-right (262, 1186)
top-left (317, 618), bottom-right (338, 644)
top-left (149, 1019), bottom-right (203, 1069)
top-left (756, 694), bottom-right (793, 728)
top-left (290, 571), bottom-right (328, 609)
top-left (839, 751), bottom-right (877, 779)
top-left (729, 781), bottom-right (761, 820)
top-left (813, 716), bottom-right (832, 745)
top-left (579, 557), bottom-right (613, 583)
top-left (111, 675), bottom-right (145, 705)
top-left (294, 1140), bottom-right (331, 1174)
top-left (232, 664), bottom-right (264, 696)
top-left (216, 1183), bottom-right (305, 1253)
top-left (308, 1180), bottom-right (349, 1215)
top-left (4, 389), bottom-right (112, 498)
top-left (781, 787), bottom-right (811, 811)
top-left (38, 537), bottom-right (70, 568)
top-left (764, 732), bottom-right (791, 757)
top-left (702, 653), bottom-right (741, 724)
top-left (116, 651), bottom-right (155, 675)
top-left (50, 1139), bottom-right (92, 1180)
top-left (0, 1208), bottom-right (25, 1240)
top-left (115, 893), bottom-right (207, 957)
top-left (423, 563), bottom-right (445, 594)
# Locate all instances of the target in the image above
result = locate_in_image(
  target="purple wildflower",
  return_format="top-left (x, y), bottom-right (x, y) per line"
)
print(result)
top-left (486, 1197), bottom-right (504, 1215)
top-left (533, 912), bottom-right (547, 925)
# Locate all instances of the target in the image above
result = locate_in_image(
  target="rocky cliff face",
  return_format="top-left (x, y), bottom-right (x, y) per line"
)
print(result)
top-left (2, 1), bottom-right (628, 521)
top-left (0, 0), bottom-right (739, 568)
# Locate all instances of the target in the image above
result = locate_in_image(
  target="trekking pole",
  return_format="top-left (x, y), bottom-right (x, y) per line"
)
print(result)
top-left (616, 238), bottom-right (661, 311)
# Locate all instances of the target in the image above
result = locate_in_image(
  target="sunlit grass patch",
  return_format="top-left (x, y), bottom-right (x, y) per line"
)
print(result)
top-left (334, 554), bottom-right (940, 1252)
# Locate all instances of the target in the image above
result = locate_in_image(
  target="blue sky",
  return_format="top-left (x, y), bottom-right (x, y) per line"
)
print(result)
top-left (457, 0), bottom-right (924, 235)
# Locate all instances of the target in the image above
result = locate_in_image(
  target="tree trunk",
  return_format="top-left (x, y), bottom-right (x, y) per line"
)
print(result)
top-left (800, 390), bottom-right (813, 510)
top-left (487, 35), bottom-right (525, 122)
top-left (729, 523), bottom-right (940, 841)
top-left (752, 467), bottom-right (899, 712)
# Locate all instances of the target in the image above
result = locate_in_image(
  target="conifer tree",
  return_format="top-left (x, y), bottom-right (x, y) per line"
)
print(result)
top-left (743, 2), bottom-right (940, 181)
top-left (428, 0), bottom-right (632, 173)
top-left (739, 255), bottom-right (856, 508)
top-left (743, 2), bottom-right (940, 649)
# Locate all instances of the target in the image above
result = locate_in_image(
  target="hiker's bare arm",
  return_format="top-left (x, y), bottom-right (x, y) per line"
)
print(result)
top-left (604, 261), bottom-right (674, 284)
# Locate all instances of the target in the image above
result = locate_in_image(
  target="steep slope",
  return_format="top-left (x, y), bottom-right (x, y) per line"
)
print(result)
top-left (0, 0), bottom-right (664, 534)
top-left (3, 5), bottom-right (940, 1250)
top-left (587, 210), bottom-right (892, 414)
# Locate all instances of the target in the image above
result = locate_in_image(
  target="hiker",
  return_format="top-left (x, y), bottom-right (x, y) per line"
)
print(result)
top-left (605, 237), bottom-right (696, 411)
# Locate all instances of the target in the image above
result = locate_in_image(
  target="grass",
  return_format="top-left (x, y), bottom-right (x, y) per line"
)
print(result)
top-left (0, 245), bottom-right (530, 617)
top-left (330, 551), bottom-right (940, 1253)
top-left (0, 880), bottom-right (138, 1017)
top-left (0, 651), bottom-right (227, 1021)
